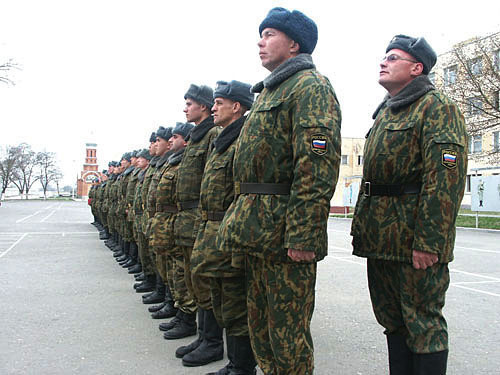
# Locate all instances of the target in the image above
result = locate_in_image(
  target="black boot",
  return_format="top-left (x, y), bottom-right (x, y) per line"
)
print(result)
top-left (122, 242), bottom-right (138, 268)
top-left (163, 310), bottom-right (197, 340)
top-left (135, 272), bottom-right (146, 281)
top-left (142, 274), bottom-right (166, 304)
top-left (148, 301), bottom-right (166, 313)
top-left (387, 334), bottom-right (413, 375)
top-left (152, 284), bottom-right (178, 319)
top-left (113, 238), bottom-right (125, 257)
top-left (159, 314), bottom-right (181, 331)
top-left (175, 309), bottom-right (204, 358)
top-left (182, 308), bottom-right (223, 367)
top-left (413, 350), bottom-right (448, 375)
top-left (135, 274), bottom-right (156, 293)
top-left (128, 262), bottom-right (142, 274)
top-left (99, 229), bottom-right (109, 240)
top-left (229, 335), bottom-right (257, 375)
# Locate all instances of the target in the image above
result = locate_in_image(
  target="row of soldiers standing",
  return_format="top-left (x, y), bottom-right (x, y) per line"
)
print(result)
top-left (89, 81), bottom-right (257, 374)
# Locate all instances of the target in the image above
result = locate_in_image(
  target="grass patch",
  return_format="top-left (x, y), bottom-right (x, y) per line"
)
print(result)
top-left (459, 208), bottom-right (500, 216)
top-left (456, 215), bottom-right (500, 230)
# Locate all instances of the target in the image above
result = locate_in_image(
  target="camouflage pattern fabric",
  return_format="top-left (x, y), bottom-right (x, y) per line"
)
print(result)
top-left (191, 131), bottom-right (242, 278)
top-left (216, 68), bottom-right (341, 262)
top-left (351, 89), bottom-right (468, 263)
top-left (246, 255), bottom-right (316, 375)
top-left (175, 118), bottom-right (220, 247)
top-left (119, 169), bottom-right (134, 241)
top-left (367, 259), bottom-right (449, 353)
top-left (125, 168), bottom-right (140, 223)
top-left (182, 244), bottom-right (211, 310)
top-left (209, 276), bottom-right (248, 336)
top-left (140, 162), bottom-right (156, 236)
top-left (169, 250), bottom-right (197, 314)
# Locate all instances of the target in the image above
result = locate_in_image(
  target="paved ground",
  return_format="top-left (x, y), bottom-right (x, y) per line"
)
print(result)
top-left (0, 200), bottom-right (499, 374)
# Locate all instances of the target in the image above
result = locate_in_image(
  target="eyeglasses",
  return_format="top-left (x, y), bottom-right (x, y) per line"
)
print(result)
top-left (381, 54), bottom-right (419, 64)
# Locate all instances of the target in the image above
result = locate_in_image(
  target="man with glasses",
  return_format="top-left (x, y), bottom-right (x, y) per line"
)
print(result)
top-left (217, 7), bottom-right (341, 374)
top-left (351, 35), bottom-right (467, 374)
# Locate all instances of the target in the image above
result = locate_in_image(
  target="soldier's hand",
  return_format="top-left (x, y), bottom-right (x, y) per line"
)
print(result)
top-left (412, 250), bottom-right (438, 270)
top-left (287, 249), bottom-right (315, 262)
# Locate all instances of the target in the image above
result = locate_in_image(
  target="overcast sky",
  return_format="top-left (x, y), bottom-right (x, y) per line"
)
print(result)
top-left (1, 0), bottom-right (499, 186)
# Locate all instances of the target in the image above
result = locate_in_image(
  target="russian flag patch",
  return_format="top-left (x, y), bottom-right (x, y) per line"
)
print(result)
top-left (442, 149), bottom-right (458, 169)
top-left (311, 134), bottom-right (328, 155)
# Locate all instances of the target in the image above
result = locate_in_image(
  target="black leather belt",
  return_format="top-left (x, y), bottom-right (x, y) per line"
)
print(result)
top-left (177, 200), bottom-right (199, 211)
top-left (157, 204), bottom-right (178, 213)
top-left (235, 182), bottom-right (291, 195)
top-left (201, 210), bottom-right (226, 221)
top-left (363, 182), bottom-right (420, 197)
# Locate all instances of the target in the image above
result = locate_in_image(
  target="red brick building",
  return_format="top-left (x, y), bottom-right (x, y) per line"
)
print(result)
top-left (76, 143), bottom-right (101, 198)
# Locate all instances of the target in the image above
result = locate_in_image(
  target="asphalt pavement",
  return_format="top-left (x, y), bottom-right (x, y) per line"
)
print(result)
top-left (0, 200), bottom-right (499, 374)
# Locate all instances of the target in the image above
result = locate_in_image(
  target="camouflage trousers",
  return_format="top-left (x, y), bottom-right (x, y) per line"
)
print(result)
top-left (246, 255), bottom-right (316, 375)
top-left (209, 275), bottom-right (248, 336)
top-left (123, 219), bottom-right (134, 242)
top-left (169, 248), bottom-right (197, 314)
top-left (107, 212), bottom-right (115, 234)
top-left (155, 253), bottom-right (169, 282)
top-left (367, 259), bottom-right (449, 353)
top-left (181, 245), bottom-right (212, 310)
top-left (135, 224), bottom-right (154, 276)
top-left (101, 211), bottom-right (108, 228)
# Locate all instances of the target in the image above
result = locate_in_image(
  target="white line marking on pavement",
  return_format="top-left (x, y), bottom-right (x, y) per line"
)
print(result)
top-left (0, 233), bottom-right (28, 259)
top-left (455, 245), bottom-right (500, 254)
top-left (329, 255), bottom-right (365, 266)
top-left (450, 284), bottom-right (500, 298)
top-left (40, 210), bottom-right (56, 222)
top-left (450, 268), bottom-right (500, 282)
top-left (329, 246), bottom-right (351, 252)
top-left (16, 211), bottom-right (42, 223)
top-left (452, 280), bottom-right (500, 285)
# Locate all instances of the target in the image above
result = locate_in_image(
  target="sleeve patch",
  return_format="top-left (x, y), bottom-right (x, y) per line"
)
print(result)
top-left (442, 149), bottom-right (457, 169)
top-left (311, 134), bottom-right (327, 155)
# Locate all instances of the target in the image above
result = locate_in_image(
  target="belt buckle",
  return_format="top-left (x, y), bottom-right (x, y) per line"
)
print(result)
top-left (364, 182), bottom-right (371, 197)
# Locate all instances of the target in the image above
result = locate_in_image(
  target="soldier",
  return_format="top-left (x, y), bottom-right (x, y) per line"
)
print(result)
top-left (350, 35), bottom-right (467, 375)
top-left (191, 80), bottom-right (256, 374)
top-left (168, 83), bottom-right (222, 366)
top-left (217, 7), bottom-right (341, 374)
top-left (104, 162), bottom-right (120, 251)
top-left (150, 122), bottom-right (195, 322)
top-left (135, 133), bottom-right (161, 292)
top-left (141, 127), bottom-right (174, 304)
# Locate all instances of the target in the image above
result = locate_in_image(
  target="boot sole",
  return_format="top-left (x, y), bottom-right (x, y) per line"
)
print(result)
top-left (181, 354), bottom-right (224, 367)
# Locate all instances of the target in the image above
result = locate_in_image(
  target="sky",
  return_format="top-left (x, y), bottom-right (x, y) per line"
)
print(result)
top-left (1, 0), bottom-right (499, 186)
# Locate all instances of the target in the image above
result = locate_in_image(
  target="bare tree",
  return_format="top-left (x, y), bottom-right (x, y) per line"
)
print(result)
top-left (438, 32), bottom-right (500, 163)
top-left (0, 145), bottom-right (20, 200)
top-left (0, 59), bottom-right (19, 85)
top-left (11, 143), bottom-right (40, 199)
top-left (38, 151), bottom-right (62, 199)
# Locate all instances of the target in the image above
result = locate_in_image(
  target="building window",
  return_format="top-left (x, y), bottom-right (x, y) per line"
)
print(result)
top-left (428, 72), bottom-right (436, 85)
top-left (469, 134), bottom-right (482, 154)
top-left (494, 91), bottom-right (499, 111)
top-left (466, 175), bottom-right (471, 193)
top-left (494, 49), bottom-right (500, 71)
top-left (357, 155), bottom-right (363, 165)
top-left (341, 155), bottom-right (348, 165)
top-left (468, 57), bottom-right (482, 75)
top-left (444, 65), bottom-right (457, 86)
top-left (468, 97), bottom-right (483, 116)
top-left (494, 131), bottom-right (500, 152)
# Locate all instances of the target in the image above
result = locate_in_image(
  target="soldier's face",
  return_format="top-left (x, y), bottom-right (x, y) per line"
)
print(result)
top-left (131, 157), bottom-right (138, 166)
top-left (121, 159), bottom-right (130, 169)
top-left (149, 141), bottom-right (157, 156)
top-left (258, 28), bottom-right (296, 72)
top-left (184, 98), bottom-right (205, 123)
top-left (169, 134), bottom-right (187, 153)
top-left (379, 49), bottom-right (422, 95)
top-left (212, 97), bottom-right (236, 127)
top-left (137, 157), bottom-right (149, 169)
top-left (156, 137), bottom-right (170, 155)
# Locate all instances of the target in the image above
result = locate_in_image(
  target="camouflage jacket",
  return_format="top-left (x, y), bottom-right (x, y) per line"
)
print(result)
top-left (141, 157), bottom-right (159, 235)
top-left (192, 116), bottom-right (245, 277)
top-left (150, 150), bottom-right (184, 254)
top-left (351, 76), bottom-right (467, 263)
top-left (103, 175), bottom-right (116, 213)
top-left (117, 167), bottom-right (134, 217)
top-left (216, 54), bottom-right (342, 262)
top-left (125, 167), bottom-right (141, 222)
top-left (133, 169), bottom-right (146, 219)
top-left (175, 117), bottom-right (221, 247)
top-left (145, 152), bottom-right (171, 238)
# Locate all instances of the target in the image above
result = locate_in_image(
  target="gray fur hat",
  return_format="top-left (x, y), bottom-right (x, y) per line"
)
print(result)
top-left (149, 132), bottom-right (156, 142)
top-left (156, 126), bottom-right (173, 141)
top-left (214, 80), bottom-right (254, 109)
top-left (386, 35), bottom-right (437, 75)
top-left (259, 7), bottom-right (318, 55)
top-left (121, 152), bottom-right (132, 162)
top-left (137, 148), bottom-right (152, 160)
top-left (184, 84), bottom-right (214, 109)
top-left (172, 122), bottom-right (194, 139)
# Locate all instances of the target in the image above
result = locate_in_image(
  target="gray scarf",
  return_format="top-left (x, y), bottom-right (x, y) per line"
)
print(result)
top-left (213, 115), bottom-right (246, 154)
top-left (149, 155), bottom-right (160, 168)
top-left (123, 166), bottom-right (135, 176)
top-left (372, 75), bottom-right (435, 119)
top-left (156, 150), bottom-right (173, 168)
top-left (138, 169), bottom-right (147, 183)
top-left (189, 116), bottom-right (216, 143)
top-left (251, 53), bottom-right (315, 93)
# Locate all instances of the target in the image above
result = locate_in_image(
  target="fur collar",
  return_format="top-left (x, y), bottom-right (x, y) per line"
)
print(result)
top-left (138, 169), bottom-right (147, 182)
top-left (149, 155), bottom-right (160, 168)
top-left (168, 148), bottom-right (185, 166)
top-left (252, 53), bottom-right (315, 93)
top-left (190, 116), bottom-right (216, 143)
top-left (123, 166), bottom-right (135, 176)
top-left (213, 116), bottom-right (246, 154)
top-left (156, 150), bottom-right (173, 168)
top-left (372, 75), bottom-right (435, 119)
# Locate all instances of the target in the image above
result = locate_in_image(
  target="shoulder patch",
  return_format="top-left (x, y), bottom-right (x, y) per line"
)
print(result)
top-left (311, 134), bottom-right (327, 156)
top-left (442, 149), bottom-right (457, 169)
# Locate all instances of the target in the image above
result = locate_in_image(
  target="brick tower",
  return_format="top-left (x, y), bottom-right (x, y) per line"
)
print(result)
top-left (77, 143), bottom-right (100, 198)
